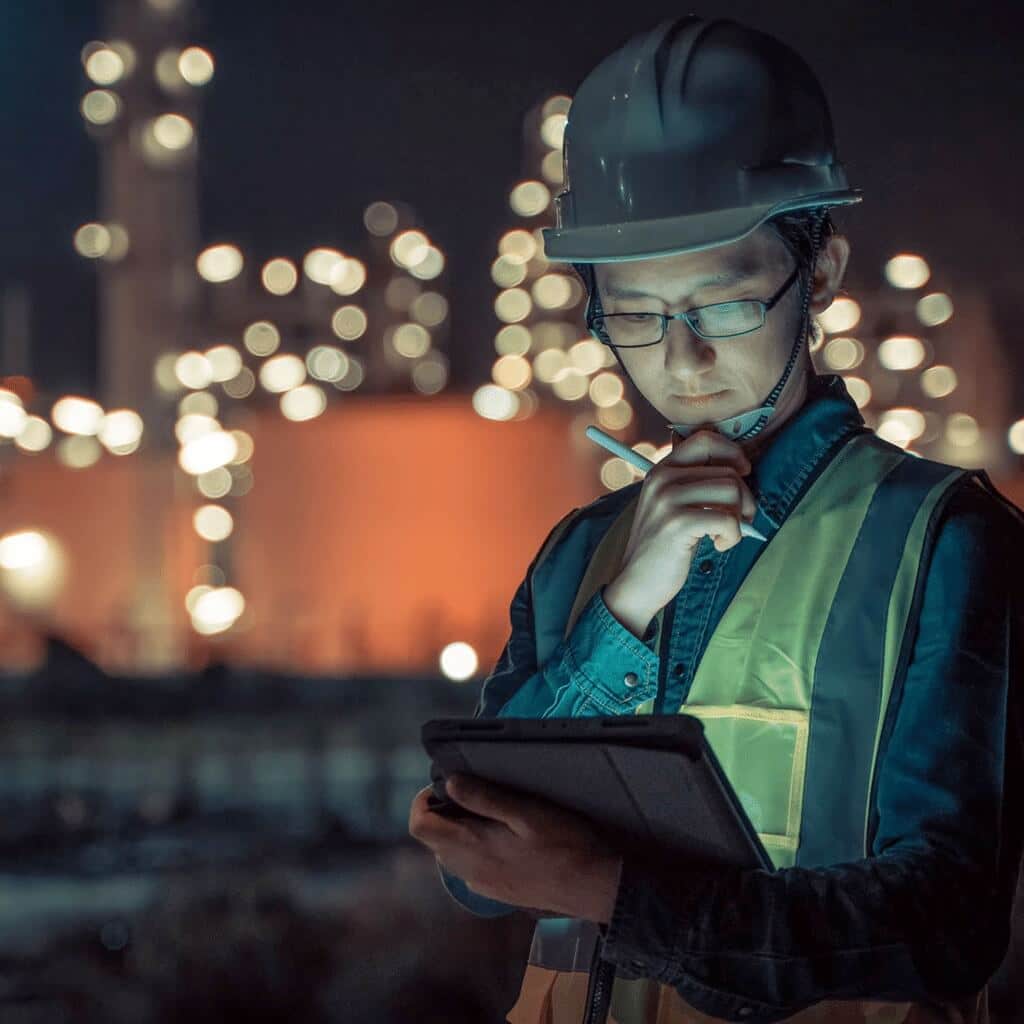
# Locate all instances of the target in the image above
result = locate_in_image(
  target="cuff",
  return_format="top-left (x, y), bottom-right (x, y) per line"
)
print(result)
top-left (565, 588), bottom-right (659, 712)
top-left (600, 855), bottom-right (717, 983)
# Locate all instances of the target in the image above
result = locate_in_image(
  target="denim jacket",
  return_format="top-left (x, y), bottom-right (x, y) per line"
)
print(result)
top-left (441, 373), bottom-right (1023, 1020)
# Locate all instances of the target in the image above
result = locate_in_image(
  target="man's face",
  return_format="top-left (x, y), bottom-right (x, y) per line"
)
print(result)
top-left (591, 226), bottom-right (809, 428)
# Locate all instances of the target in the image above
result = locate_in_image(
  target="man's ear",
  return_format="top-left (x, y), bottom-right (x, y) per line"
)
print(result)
top-left (808, 234), bottom-right (851, 318)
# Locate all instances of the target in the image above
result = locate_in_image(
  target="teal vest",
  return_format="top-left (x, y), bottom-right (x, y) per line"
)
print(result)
top-left (508, 432), bottom-right (991, 1024)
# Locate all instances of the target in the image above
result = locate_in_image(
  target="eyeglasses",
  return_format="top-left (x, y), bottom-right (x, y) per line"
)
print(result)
top-left (588, 263), bottom-right (801, 347)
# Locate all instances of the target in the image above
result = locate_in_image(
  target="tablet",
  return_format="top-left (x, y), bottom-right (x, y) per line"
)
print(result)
top-left (422, 715), bottom-right (773, 872)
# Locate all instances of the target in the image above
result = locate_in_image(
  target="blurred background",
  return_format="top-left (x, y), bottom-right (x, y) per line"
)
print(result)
top-left (0, 1), bottom-right (1021, 1021)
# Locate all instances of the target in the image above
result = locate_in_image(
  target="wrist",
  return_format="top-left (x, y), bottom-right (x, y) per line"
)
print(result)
top-left (602, 581), bottom-right (655, 641)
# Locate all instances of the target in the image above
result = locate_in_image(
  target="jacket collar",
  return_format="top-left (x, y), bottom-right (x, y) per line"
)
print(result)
top-left (747, 373), bottom-right (869, 532)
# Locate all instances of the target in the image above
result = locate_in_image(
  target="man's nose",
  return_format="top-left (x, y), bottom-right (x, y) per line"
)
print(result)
top-left (662, 318), bottom-right (716, 375)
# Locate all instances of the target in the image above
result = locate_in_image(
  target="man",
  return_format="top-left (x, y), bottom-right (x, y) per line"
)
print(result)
top-left (409, 14), bottom-right (1023, 1024)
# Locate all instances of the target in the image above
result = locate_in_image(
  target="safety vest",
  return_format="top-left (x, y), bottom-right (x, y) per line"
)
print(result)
top-left (507, 430), bottom-right (992, 1024)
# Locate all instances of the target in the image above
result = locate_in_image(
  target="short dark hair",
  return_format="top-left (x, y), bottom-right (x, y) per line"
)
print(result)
top-left (762, 208), bottom-right (836, 286)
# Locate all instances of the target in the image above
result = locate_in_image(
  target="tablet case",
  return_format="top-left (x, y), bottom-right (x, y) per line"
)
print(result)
top-left (422, 716), bottom-right (772, 872)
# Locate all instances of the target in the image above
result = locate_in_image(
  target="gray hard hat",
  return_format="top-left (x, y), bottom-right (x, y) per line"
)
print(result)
top-left (543, 15), bottom-right (862, 264)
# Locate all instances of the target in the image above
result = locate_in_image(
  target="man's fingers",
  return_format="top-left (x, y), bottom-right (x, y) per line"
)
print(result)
top-left (446, 774), bottom-right (533, 834)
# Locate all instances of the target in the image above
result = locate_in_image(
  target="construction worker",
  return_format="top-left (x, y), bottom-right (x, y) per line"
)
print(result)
top-left (409, 14), bottom-right (1023, 1024)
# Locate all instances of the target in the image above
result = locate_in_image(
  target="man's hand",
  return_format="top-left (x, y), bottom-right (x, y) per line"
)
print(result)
top-left (408, 774), bottom-right (623, 924)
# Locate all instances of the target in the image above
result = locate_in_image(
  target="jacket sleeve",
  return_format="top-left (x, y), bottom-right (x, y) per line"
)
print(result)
top-left (599, 479), bottom-right (1023, 1020)
top-left (440, 505), bottom-right (663, 918)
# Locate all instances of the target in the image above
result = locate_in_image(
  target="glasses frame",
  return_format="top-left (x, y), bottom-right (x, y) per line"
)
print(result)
top-left (588, 262), bottom-right (802, 347)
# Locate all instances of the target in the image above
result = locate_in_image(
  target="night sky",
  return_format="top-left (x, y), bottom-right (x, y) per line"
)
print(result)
top-left (2, 1), bottom-right (1022, 399)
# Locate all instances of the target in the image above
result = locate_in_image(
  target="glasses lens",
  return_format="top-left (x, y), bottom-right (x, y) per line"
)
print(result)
top-left (689, 301), bottom-right (764, 338)
top-left (593, 313), bottom-right (664, 347)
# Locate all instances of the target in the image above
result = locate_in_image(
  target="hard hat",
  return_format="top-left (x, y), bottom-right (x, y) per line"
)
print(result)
top-left (543, 15), bottom-right (862, 264)
top-left (541, 15), bottom-right (863, 445)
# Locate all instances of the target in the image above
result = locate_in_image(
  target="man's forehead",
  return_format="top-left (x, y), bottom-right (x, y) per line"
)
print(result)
top-left (594, 230), bottom-right (778, 295)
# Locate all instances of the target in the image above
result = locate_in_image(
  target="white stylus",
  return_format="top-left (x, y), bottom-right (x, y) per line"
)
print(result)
top-left (584, 425), bottom-right (768, 543)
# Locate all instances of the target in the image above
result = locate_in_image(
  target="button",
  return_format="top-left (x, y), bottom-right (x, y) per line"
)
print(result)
top-left (698, 559), bottom-right (714, 575)
top-left (673, 663), bottom-right (685, 677)
top-left (623, 672), bottom-right (640, 688)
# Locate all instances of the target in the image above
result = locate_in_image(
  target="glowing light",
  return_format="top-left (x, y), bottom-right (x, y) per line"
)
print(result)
top-left (15, 416), bottom-right (51, 452)
top-left (817, 297), bottom-right (861, 334)
top-left (179, 392), bottom-right (218, 417)
top-left (57, 435), bottom-right (102, 468)
top-left (878, 335), bottom-right (925, 371)
top-left (589, 372), bottom-right (625, 408)
top-left (98, 409), bottom-right (143, 451)
top-left (533, 349), bottom-right (566, 383)
top-left (540, 112), bottom-right (568, 149)
top-left (552, 369), bottom-right (589, 401)
top-left (600, 458), bottom-right (635, 491)
top-left (411, 353), bottom-right (448, 395)
top-left (193, 504), bottom-right (233, 542)
top-left (473, 384), bottom-right (519, 421)
top-left (532, 274), bottom-right (572, 310)
top-left (174, 351), bottom-right (214, 389)
top-left (222, 367), bottom-right (256, 399)
top-left (843, 376), bottom-right (872, 408)
top-left (877, 409), bottom-right (923, 448)
top-left (259, 354), bottom-right (306, 393)
top-left (392, 323), bottom-right (431, 358)
top-left (597, 400), bottom-right (634, 431)
top-left (74, 223), bottom-right (111, 259)
top-left (498, 229), bottom-right (537, 265)
top-left (364, 201), bottom-right (399, 236)
top-left (491, 255), bottom-right (528, 288)
top-left (410, 292), bottom-right (448, 327)
top-left (243, 321), bottom-right (280, 357)
top-left (541, 149), bottom-right (563, 186)
top-left (197, 244), bottom-right (243, 283)
top-left (307, 345), bottom-right (348, 382)
top-left (822, 336), bottom-right (864, 371)
top-left (197, 467), bottom-right (232, 498)
top-left (408, 247), bottom-right (444, 280)
top-left (331, 305), bottom-right (368, 341)
top-left (495, 325), bottom-right (531, 356)
top-left (920, 364), bottom-right (958, 399)
top-left (0, 392), bottom-right (26, 439)
top-left (152, 113), bottom-right (193, 150)
top-left (175, 413), bottom-right (219, 445)
top-left (494, 288), bottom-right (532, 324)
top-left (52, 396), bottom-right (104, 436)
top-left (261, 258), bottom-right (298, 295)
top-left (280, 384), bottom-right (327, 421)
top-left (333, 356), bottom-right (365, 392)
top-left (492, 355), bottom-right (532, 390)
top-left (509, 180), bottom-right (551, 217)
top-left (884, 253), bottom-right (930, 289)
top-left (439, 641), bottom-right (478, 682)
top-left (204, 345), bottom-right (243, 382)
top-left (916, 292), bottom-right (954, 327)
top-left (390, 230), bottom-right (430, 268)
top-left (229, 431), bottom-right (254, 464)
top-left (191, 586), bottom-right (245, 635)
top-left (179, 430), bottom-right (238, 475)
top-left (84, 47), bottom-right (125, 86)
top-left (154, 353), bottom-right (182, 395)
top-left (328, 257), bottom-right (367, 295)
top-left (81, 90), bottom-right (121, 125)
top-left (1008, 420), bottom-right (1024, 455)
top-left (569, 339), bottom-right (605, 375)
top-left (154, 48), bottom-right (188, 95)
top-left (303, 248), bottom-right (344, 285)
top-left (0, 530), bottom-right (48, 571)
top-left (945, 413), bottom-right (979, 448)
top-left (178, 46), bottom-right (214, 86)
top-left (103, 224), bottom-right (130, 261)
